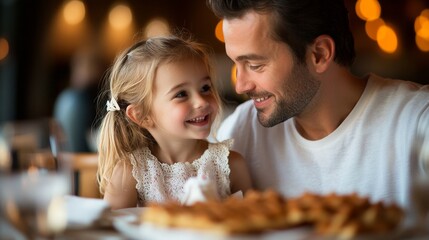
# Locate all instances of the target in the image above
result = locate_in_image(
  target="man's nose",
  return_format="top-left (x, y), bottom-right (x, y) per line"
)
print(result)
top-left (235, 68), bottom-right (254, 94)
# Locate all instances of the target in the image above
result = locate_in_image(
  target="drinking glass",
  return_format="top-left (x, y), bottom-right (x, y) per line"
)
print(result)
top-left (0, 118), bottom-right (71, 239)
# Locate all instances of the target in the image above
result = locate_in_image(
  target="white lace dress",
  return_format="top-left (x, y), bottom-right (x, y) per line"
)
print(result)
top-left (129, 140), bottom-right (232, 206)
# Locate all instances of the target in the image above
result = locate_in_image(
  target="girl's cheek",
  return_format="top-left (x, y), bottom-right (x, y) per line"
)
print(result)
top-left (211, 97), bottom-right (220, 112)
top-left (171, 106), bottom-right (189, 120)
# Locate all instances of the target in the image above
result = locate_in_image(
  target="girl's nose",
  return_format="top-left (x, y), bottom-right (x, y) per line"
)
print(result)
top-left (193, 94), bottom-right (209, 109)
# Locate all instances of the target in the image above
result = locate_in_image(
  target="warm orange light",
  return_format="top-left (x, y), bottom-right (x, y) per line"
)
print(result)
top-left (365, 18), bottom-right (385, 40)
top-left (109, 4), bottom-right (132, 30)
top-left (376, 25), bottom-right (398, 53)
top-left (231, 64), bottom-right (237, 87)
top-left (215, 20), bottom-right (224, 43)
top-left (63, 0), bottom-right (85, 25)
top-left (415, 15), bottom-right (429, 40)
top-left (357, 0), bottom-right (381, 21)
top-left (416, 35), bottom-right (429, 52)
top-left (421, 9), bottom-right (429, 18)
top-left (144, 18), bottom-right (170, 38)
top-left (355, 0), bottom-right (365, 20)
top-left (0, 37), bottom-right (9, 61)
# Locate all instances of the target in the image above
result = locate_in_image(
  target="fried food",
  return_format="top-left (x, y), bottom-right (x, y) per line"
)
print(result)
top-left (141, 190), bottom-right (404, 238)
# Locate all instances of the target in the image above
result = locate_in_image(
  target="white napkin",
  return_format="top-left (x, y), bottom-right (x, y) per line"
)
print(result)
top-left (181, 175), bottom-right (220, 206)
top-left (231, 190), bottom-right (243, 199)
top-left (64, 195), bottom-right (110, 229)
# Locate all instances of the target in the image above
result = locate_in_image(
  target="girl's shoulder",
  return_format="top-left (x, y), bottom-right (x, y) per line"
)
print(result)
top-left (110, 159), bottom-right (136, 184)
top-left (228, 150), bottom-right (244, 162)
top-left (129, 147), bottom-right (154, 163)
top-left (208, 139), bottom-right (234, 150)
top-left (114, 158), bottom-right (133, 168)
top-left (205, 139), bottom-right (234, 159)
top-left (206, 139), bottom-right (244, 165)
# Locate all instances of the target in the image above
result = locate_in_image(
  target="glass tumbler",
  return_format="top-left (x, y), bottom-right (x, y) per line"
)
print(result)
top-left (0, 118), bottom-right (71, 239)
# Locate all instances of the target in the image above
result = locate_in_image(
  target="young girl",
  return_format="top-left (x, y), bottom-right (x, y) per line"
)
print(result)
top-left (97, 35), bottom-right (252, 209)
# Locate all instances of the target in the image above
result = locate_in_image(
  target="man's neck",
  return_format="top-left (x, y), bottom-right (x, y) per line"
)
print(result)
top-left (294, 70), bottom-right (368, 140)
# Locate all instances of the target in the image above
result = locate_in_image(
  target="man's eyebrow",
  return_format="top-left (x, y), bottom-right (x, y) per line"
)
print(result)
top-left (235, 54), bottom-right (267, 62)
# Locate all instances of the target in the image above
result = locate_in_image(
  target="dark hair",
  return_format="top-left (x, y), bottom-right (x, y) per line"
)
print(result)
top-left (207, 0), bottom-right (355, 66)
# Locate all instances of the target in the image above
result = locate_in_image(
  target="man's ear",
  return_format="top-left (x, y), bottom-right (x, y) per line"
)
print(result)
top-left (309, 35), bottom-right (335, 73)
top-left (126, 104), bottom-right (154, 128)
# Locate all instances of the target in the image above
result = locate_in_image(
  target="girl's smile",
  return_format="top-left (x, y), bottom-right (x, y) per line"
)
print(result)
top-left (186, 114), bottom-right (210, 126)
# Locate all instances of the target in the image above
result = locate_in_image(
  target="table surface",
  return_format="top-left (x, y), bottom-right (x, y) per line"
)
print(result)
top-left (60, 208), bottom-right (429, 240)
top-left (60, 207), bottom-right (143, 239)
top-left (2, 204), bottom-right (428, 240)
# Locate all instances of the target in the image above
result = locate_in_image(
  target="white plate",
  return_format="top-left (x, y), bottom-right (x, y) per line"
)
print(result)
top-left (112, 215), bottom-right (144, 239)
top-left (112, 216), bottom-right (313, 240)
top-left (112, 216), bottom-right (420, 240)
top-left (112, 207), bottom-right (146, 217)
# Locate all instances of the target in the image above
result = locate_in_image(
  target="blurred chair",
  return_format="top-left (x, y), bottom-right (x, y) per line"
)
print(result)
top-left (63, 152), bottom-right (100, 198)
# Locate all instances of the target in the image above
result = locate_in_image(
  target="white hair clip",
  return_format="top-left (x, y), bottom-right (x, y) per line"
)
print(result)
top-left (106, 97), bottom-right (120, 112)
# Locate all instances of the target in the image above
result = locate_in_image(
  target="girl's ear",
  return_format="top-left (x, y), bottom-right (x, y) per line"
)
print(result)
top-left (126, 104), bottom-right (154, 128)
top-left (309, 35), bottom-right (335, 73)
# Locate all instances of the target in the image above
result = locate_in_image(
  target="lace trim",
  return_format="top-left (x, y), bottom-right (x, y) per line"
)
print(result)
top-left (129, 139), bottom-right (233, 205)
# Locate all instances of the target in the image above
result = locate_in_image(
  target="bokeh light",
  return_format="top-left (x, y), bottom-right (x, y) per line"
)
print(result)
top-left (231, 64), bottom-right (237, 87)
top-left (416, 35), bottom-right (429, 52)
top-left (215, 20), bottom-right (224, 43)
top-left (376, 25), bottom-right (398, 53)
top-left (63, 0), bottom-right (85, 25)
top-left (355, 0), bottom-right (365, 20)
top-left (415, 14), bottom-right (429, 40)
top-left (365, 18), bottom-right (385, 40)
top-left (0, 37), bottom-right (9, 61)
top-left (356, 0), bottom-right (381, 21)
top-left (144, 18), bottom-right (170, 38)
top-left (109, 4), bottom-right (132, 30)
top-left (421, 9), bottom-right (429, 19)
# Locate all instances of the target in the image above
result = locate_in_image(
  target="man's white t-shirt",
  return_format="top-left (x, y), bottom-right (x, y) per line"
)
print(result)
top-left (218, 74), bottom-right (429, 210)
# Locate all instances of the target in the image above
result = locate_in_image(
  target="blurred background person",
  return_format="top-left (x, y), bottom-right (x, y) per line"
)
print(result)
top-left (53, 42), bottom-right (105, 152)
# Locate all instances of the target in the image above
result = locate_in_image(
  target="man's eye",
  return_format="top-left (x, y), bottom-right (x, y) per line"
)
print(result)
top-left (201, 84), bottom-right (212, 93)
top-left (175, 91), bottom-right (187, 98)
top-left (249, 64), bottom-right (263, 71)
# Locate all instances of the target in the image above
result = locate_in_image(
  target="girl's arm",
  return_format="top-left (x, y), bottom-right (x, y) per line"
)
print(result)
top-left (228, 150), bottom-right (253, 194)
top-left (103, 160), bottom-right (138, 209)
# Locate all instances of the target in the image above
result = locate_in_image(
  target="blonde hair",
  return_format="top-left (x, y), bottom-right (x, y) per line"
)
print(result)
top-left (97, 35), bottom-right (222, 194)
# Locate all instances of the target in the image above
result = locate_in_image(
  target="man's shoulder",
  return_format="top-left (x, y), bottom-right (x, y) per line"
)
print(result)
top-left (368, 74), bottom-right (429, 108)
top-left (367, 74), bottom-right (429, 126)
top-left (370, 73), bottom-right (429, 94)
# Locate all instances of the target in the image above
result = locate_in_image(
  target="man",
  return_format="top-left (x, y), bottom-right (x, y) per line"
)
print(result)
top-left (207, 0), bottom-right (429, 211)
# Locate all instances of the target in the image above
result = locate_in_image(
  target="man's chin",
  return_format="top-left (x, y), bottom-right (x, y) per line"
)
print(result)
top-left (257, 110), bottom-right (289, 128)
top-left (257, 112), bottom-right (275, 128)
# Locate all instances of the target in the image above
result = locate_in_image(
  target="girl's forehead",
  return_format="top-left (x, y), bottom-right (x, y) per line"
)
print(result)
top-left (164, 55), bottom-right (206, 65)
top-left (159, 57), bottom-right (208, 73)
top-left (155, 59), bottom-right (209, 85)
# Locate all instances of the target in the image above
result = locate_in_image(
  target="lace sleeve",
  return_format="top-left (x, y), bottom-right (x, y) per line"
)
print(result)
top-left (203, 139), bottom-right (233, 198)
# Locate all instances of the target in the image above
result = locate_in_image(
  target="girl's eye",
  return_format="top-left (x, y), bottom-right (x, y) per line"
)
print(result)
top-left (175, 91), bottom-right (188, 98)
top-left (201, 84), bottom-right (212, 93)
